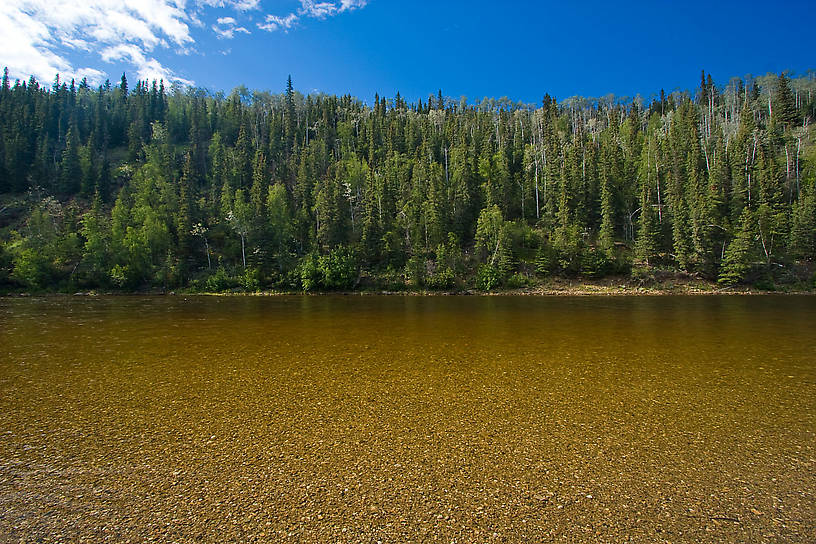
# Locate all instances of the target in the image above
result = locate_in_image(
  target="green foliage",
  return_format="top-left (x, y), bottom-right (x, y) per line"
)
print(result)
top-left (299, 247), bottom-right (358, 291)
top-left (425, 267), bottom-right (454, 289)
top-left (12, 247), bottom-right (52, 288)
top-left (321, 247), bottom-right (357, 290)
top-left (241, 267), bottom-right (261, 292)
top-left (535, 243), bottom-right (559, 276)
top-left (790, 192), bottom-right (815, 261)
top-left (754, 276), bottom-right (776, 291)
top-left (476, 263), bottom-right (502, 291)
top-left (0, 242), bottom-right (11, 286)
top-left (505, 272), bottom-right (531, 289)
top-left (580, 246), bottom-right (612, 278)
top-left (427, 232), bottom-right (463, 289)
top-left (553, 223), bottom-right (583, 275)
top-left (719, 210), bottom-right (755, 285)
top-left (0, 72), bottom-right (814, 292)
top-left (404, 255), bottom-right (425, 287)
top-left (204, 266), bottom-right (239, 292)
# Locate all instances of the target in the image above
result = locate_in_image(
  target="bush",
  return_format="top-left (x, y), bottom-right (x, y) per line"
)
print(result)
top-left (535, 244), bottom-right (559, 276)
top-left (299, 247), bottom-right (358, 291)
top-left (321, 248), bottom-right (357, 290)
top-left (204, 267), bottom-right (239, 292)
top-left (505, 272), bottom-right (531, 289)
top-left (476, 263), bottom-right (502, 291)
top-left (580, 247), bottom-right (611, 278)
top-left (0, 243), bottom-right (11, 286)
top-left (298, 254), bottom-right (322, 292)
top-left (404, 255), bottom-right (425, 287)
top-left (377, 265), bottom-right (407, 291)
top-left (240, 268), bottom-right (260, 292)
top-left (754, 276), bottom-right (776, 291)
top-left (12, 247), bottom-right (52, 289)
top-left (426, 267), bottom-right (454, 289)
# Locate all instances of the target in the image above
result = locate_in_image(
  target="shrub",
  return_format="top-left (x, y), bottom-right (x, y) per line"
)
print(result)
top-left (12, 247), bottom-right (52, 289)
top-left (535, 244), bottom-right (559, 276)
top-left (505, 272), bottom-right (530, 289)
top-left (299, 247), bottom-right (358, 291)
top-left (476, 263), bottom-right (502, 291)
top-left (321, 247), bottom-right (357, 290)
top-left (580, 247), bottom-right (611, 278)
top-left (298, 254), bottom-right (321, 291)
top-left (404, 255), bottom-right (425, 287)
top-left (240, 268), bottom-right (260, 292)
top-left (426, 267), bottom-right (454, 289)
top-left (754, 276), bottom-right (776, 291)
top-left (205, 267), bottom-right (238, 292)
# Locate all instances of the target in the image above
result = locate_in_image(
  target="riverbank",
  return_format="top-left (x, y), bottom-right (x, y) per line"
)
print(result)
top-left (4, 276), bottom-right (814, 297)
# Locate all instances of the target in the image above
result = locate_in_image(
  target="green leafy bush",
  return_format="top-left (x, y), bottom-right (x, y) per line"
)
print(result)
top-left (299, 247), bottom-right (358, 291)
top-left (12, 247), bottom-right (53, 289)
top-left (404, 255), bottom-right (425, 287)
top-left (580, 247), bottom-right (611, 278)
top-left (535, 244), bottom-right (559, 276)
top-left (321, 248), bottom-right (357, 290)
top-left (476, 263), bottom-right (502, 291)
top-left (426, 267), bottom-right (454, 289)
top-left (505, 272), bottom-right (531, 289)
top-left (240, 268), bottom-right (260, 292)
top-left (204, 267), bottom-right (238, 292)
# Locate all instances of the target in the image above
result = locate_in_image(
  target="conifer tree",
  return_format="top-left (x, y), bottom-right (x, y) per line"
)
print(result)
top-left (719, 210), bottom-right (755, 284)
top-left (59, 127), bottom-right (81, 194)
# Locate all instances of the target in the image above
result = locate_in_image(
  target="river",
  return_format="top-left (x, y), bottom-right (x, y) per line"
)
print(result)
top-left (0, 295), bottom-right (814, 542)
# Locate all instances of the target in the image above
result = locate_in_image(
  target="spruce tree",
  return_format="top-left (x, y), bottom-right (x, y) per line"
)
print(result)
top-left (59, 127), bottom-right (81, 194)
top-left (719, 210), bottom-right (754, 284)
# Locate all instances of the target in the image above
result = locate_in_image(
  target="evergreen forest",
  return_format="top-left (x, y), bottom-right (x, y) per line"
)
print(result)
top-left (0, 69), bottom-right (814, 293)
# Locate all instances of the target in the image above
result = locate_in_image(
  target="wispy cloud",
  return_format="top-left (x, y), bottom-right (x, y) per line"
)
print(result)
top-left (213, 16), bottom-right (250, 40)
top-left (196, 0), bottom-right (261, 11)
top-left (299, 1), bottom-right (339, 19)
top-left (339, 0), bottom-right (368, 13)
top-left (258, 13), bottom-right (299, 32)
top-left (100, 43), bottom-right (194, 86)
top-left (258, 0), bottom-right (369, 33)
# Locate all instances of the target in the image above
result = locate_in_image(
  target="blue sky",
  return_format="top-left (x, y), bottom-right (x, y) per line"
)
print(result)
top-left (1, 1), bottom-right (814, 103)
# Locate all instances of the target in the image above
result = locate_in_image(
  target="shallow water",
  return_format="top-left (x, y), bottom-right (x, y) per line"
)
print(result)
top-left (0, 295), bottom-right (814, 542)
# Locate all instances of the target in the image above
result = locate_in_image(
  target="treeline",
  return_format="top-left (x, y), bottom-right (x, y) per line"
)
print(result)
top-left (0, 69), bottom-right (814, 292)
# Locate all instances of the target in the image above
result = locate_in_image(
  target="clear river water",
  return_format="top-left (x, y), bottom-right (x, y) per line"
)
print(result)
top-left (0, 295), bottom-right (814, 542)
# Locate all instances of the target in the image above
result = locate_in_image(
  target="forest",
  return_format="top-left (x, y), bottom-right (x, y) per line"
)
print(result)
top-left (0, 69), bottom-right (814, 293)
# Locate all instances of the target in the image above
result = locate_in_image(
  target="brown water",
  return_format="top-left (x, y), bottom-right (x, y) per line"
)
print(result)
top-left (0, 295), bottom-right (814, 542)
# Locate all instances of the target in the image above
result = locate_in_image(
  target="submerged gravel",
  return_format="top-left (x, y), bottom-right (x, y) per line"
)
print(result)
top-left (0, 295), bottom-right (814, 542)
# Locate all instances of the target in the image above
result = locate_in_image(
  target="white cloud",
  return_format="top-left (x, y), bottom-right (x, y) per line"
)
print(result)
top-left (258, 0), bottom-right (369, 33)
top-left (339, 0), bottom-right (368, 13)
top-left (0, 0), bottom-right (196, 85)
top-left (213, 16), bottom-right (250, 39)
top-left (197, 0), bottom-right (260, 11)
top-left (299, 1), bottom-right (338, 19)
top-left (100, 43), bottom-right (194, 86)
top-left (258, 13), bottom-right (299, 32)
top-left (0, 0), bottom-right (369, 85)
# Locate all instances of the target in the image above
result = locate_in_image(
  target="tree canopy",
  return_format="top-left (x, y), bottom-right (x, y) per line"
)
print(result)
top-left (0, 70), bottom-right (814, 292)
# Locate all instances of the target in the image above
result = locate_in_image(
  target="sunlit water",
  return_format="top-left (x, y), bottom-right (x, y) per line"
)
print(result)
top-left (0, 295), bottom-right (814, 542)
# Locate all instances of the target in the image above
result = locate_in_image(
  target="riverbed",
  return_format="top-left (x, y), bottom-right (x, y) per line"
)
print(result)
top-left (1, 295), bottom-right (813, 542)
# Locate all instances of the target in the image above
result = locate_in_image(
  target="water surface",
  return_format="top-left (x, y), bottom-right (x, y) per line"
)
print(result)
top-left (0, 295), bottom-right (814, 542)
